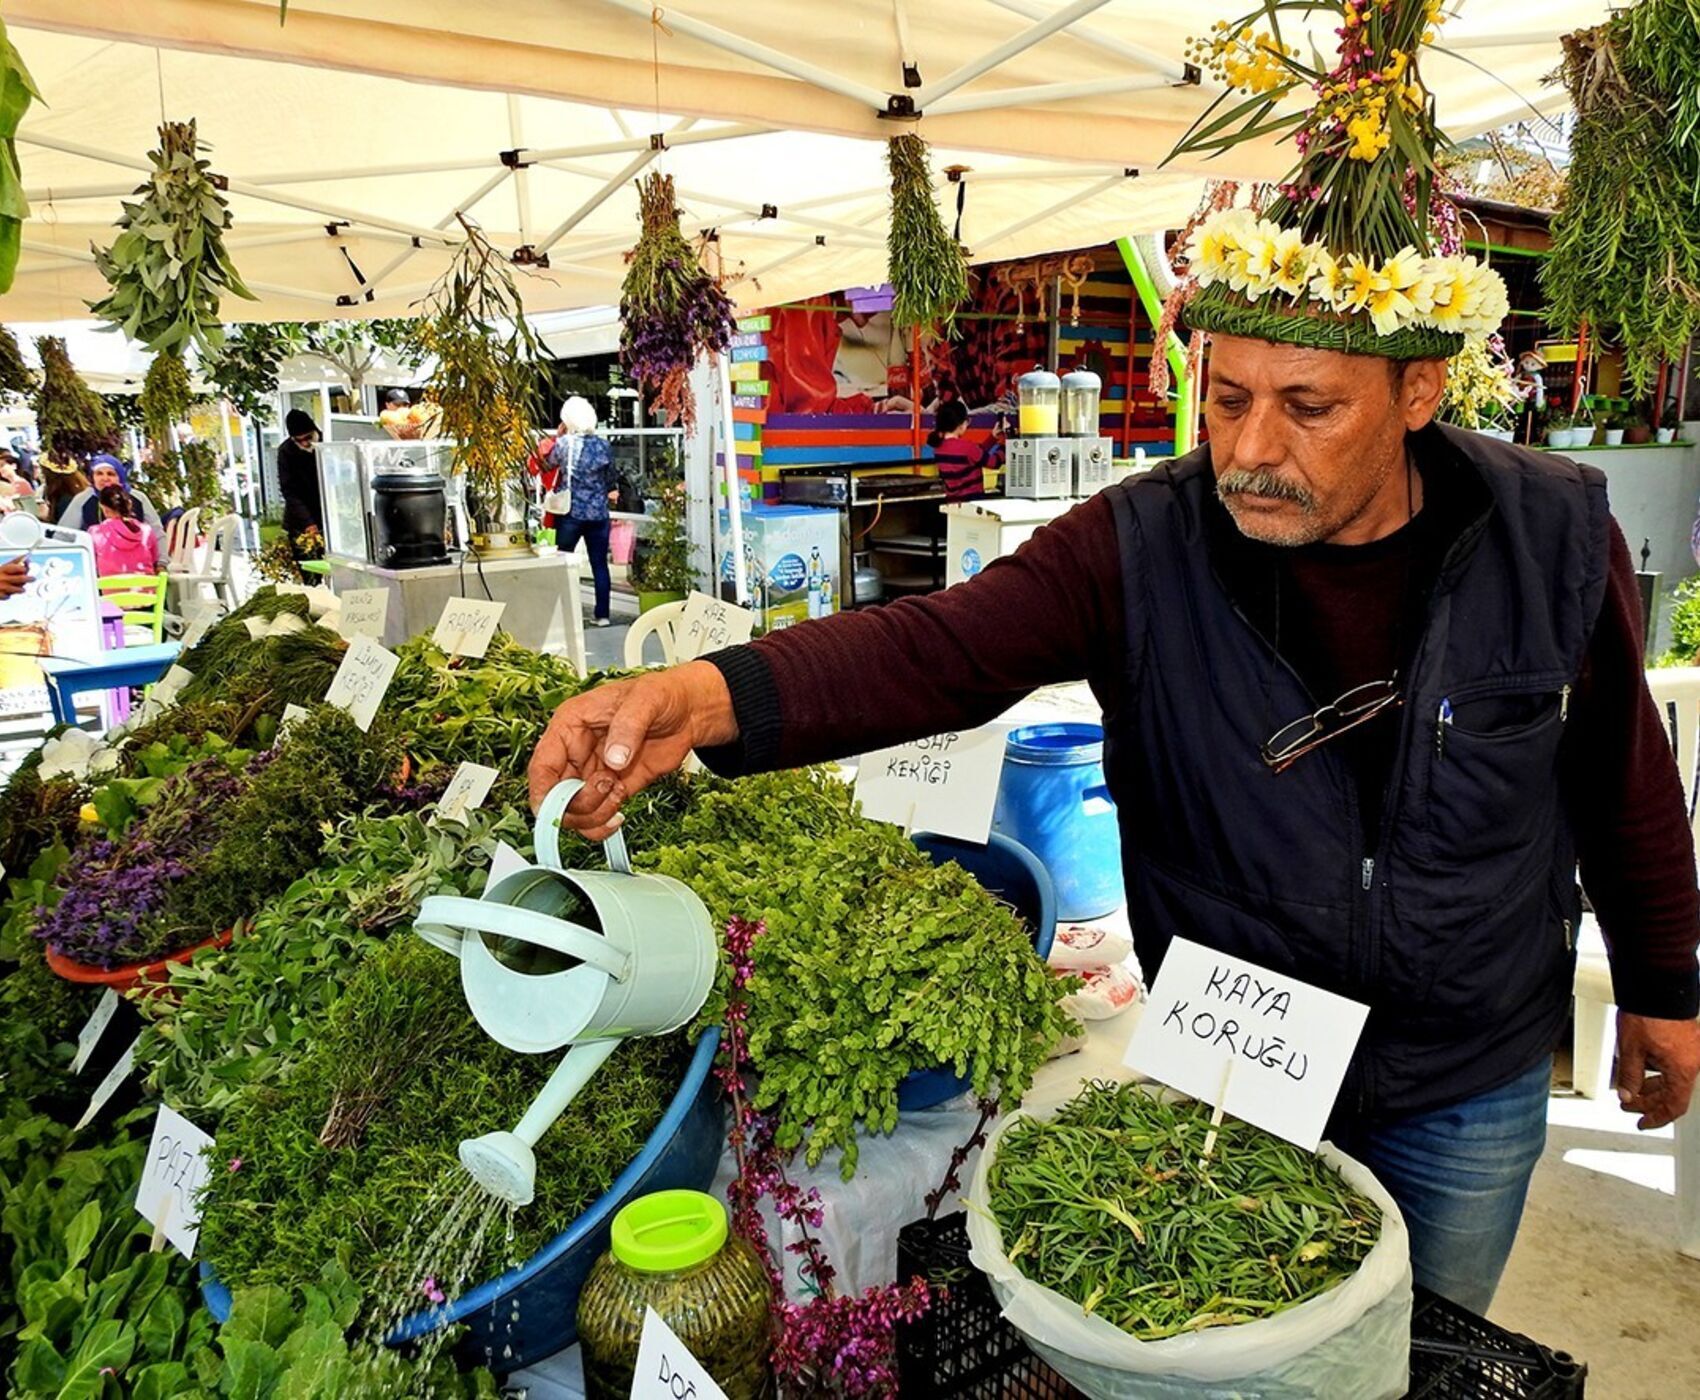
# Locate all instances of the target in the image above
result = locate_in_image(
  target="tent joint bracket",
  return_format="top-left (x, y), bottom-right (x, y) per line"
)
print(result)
top-left (883, 94), bottom-right (920, 119)
top-left (902, 62), bottom-right (922, 89)
top-left (500, 148), bottom-right (532, 169)
top-left (324, 220), bottom-right (350, 237)
top-left (761, 203), bottom-right (778, 220)
top-left (1176, 63), bottom-right (1202, 87)
top-left (649, 132), bottom-right (668, 151)
top-left (512, 246), bottom-right (550, 268)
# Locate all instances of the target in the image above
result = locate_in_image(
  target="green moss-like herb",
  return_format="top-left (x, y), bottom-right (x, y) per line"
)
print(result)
top-left (199, 932), bottom-right (688, 1300)
top-left (0, 747), bottom-right (85, 881)
top-left (987, 1081), bottom-right (1381, 1340)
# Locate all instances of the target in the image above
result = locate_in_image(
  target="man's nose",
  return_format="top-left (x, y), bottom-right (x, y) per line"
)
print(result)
top-left (1231, 398), bottom-right (1286, 470)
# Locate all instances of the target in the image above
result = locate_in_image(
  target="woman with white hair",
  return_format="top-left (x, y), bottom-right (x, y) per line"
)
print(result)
top-left (527, 396), bottom-right (618, 627)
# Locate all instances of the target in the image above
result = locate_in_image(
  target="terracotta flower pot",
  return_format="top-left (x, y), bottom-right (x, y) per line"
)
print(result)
top-left (45, 927), bottom-right (237, 998)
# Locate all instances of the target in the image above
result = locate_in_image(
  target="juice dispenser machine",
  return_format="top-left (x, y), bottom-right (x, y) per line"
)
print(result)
top-left (1061, 369), bottom-right (1114, 496)
top-left (1005, 368), bottom-right (1072, 500)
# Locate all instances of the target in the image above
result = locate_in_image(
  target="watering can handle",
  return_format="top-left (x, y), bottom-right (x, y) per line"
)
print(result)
top-left (415, 895), bottom-right (632, 981)
top-left (536, 779), bottom-right (634, 876)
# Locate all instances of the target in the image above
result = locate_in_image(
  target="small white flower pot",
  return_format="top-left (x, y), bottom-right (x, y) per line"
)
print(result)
top-left (1656, 428), bottom-right (1677, 444)
top-left (1546, 428), bottom-right (1568, 448)
top-left (1604, 429), bottom-right (1626, 446)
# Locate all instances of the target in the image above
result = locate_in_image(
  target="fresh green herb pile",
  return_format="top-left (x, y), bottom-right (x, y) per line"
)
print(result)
top-left (0, 745), bottom-right (85, 878)
top-left (199, 933), bottom-right (687, 1299)
top-left (986, 1081), bottom-right (1381, 1340)
top-left (645, 769), bottom-right (1076, 1176)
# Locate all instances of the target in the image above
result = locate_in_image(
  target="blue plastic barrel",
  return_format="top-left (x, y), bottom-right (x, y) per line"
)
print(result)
top-left (992, 723), bottom-right (1124, 921)
top-left (897, 831), bottom-right (1056, 1111)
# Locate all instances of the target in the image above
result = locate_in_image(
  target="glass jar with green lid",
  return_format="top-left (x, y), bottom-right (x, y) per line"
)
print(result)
top-left (578, 1189), bottom-right (774, 1399)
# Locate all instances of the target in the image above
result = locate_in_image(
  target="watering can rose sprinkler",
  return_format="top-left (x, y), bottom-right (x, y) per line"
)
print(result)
top-left (414, 779), bottom-right (717, 1208)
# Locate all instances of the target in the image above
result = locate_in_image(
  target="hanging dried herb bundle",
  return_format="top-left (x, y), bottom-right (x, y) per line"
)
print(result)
top-left (32, 335), bottom-right (119, 460)
top-left (0, 324), bottom-right (34, 404)
top-left (88, 119), bottom-right (255, 353)
top-left (620, 172), bottom-right (735, 433)
top-left (0, 18), bottom-right (41, 294)
top-left (415, 217), bottom-right (547, 504)
top-left (1544, 3), bottom-right (1700, 392)
top-left (886, 133), bottom-right (970, 333)
top-left (180, 437), bottom-right (224, 513)
top-left (140, 348), bottom-right (192, 457)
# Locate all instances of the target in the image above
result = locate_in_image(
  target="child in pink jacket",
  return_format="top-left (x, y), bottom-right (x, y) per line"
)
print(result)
top-left (89, 485), bottom-right (163, 577)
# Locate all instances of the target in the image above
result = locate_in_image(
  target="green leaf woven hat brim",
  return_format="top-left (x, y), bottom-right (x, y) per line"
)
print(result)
top-left (1183, 280), bottom-right (1466, 360)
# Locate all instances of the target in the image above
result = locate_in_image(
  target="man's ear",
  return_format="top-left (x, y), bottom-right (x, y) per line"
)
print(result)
top-left (1400, 357), bottom-right (1448, 431)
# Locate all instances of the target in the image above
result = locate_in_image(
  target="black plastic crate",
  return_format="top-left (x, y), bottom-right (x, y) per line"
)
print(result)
top-left (1408, 1286), bottom-right (1587, 1398)
top-left (895, 1212), bottom-right (1586, 1399)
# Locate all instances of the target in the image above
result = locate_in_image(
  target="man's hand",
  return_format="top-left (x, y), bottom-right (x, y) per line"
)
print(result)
top-left (527, 660), bottom-right (739, 840)
top-left (0, 557), bottom-right (30, 598)
top-left (1616, 1011), bottom-right (1700, 1130)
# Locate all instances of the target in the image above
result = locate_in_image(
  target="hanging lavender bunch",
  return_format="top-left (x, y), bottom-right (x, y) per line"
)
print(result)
top-left (619, 173), bottom-right (735, 434)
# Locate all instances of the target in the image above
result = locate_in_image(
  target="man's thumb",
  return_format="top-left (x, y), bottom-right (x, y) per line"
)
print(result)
top-left (603, 686), bottom-right (660, 771)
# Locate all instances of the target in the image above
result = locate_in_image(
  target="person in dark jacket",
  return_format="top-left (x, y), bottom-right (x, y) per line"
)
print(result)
top-left (525, 26), bottom-right (1700, 1318)
top-left (277, 410), bottom-right (324, 557)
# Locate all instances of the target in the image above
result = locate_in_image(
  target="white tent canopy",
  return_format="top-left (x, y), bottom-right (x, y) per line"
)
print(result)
top-left (3, 1), bottom-right (1598, 323)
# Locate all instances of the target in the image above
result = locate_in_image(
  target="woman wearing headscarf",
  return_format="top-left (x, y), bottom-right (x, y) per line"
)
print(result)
top-left (526, 396), bottom-right (618, 627)
top-left (58, 453), bottom-right (166, 531)
top-left (275, 409), bottom-right (325, 560)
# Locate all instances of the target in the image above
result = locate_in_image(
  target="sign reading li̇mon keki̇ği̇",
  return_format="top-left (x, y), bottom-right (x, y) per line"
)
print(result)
top-left (1122, 937), bottom-right (1370, 1152)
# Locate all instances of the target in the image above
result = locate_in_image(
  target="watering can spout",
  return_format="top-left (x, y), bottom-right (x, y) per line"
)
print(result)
top-left (460, 1132), bottom-right (537, 1208)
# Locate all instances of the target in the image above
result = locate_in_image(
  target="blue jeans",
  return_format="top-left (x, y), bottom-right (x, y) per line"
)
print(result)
top-left (1332, 1056), bottom-right (1550, 1315)
top-left (555, 516), bottom-right (611, 621)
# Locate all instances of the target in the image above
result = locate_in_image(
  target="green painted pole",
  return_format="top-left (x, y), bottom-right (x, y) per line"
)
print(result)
top-left (1116, 235), bottom-right (1193, 454)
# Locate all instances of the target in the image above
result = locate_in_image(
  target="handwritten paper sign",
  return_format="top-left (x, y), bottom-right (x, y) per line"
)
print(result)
top-left (179, 600), bottom-right (221, 651)
top-left (433, 762), bottom-right (499, 826)
top-left (1122, 938), bottom-right (1369, 1151)
top-left (433, 598), bottom-right (505, 658)
top-left (854, 727), bottom-right (1006, 843)
top-left (324, 636), bottom-right (399, 732)
top-left (632, 1307), bottom-right (729, 1400)
top-left (76, 1033), bottom-right (141, 1131)
top-left (336, 588), bottom-right (390, 640)
top-left (674, 591), bottom-right (756, 663)
top-left (134, 1105), bottom-right (215, 1257)
top-left (70, 988), bottom-right (120, 1074)
top-left (274, 703), bottom-right (310, 748)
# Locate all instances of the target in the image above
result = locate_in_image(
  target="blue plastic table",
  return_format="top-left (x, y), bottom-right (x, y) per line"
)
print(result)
top-left (37, 642), bottom-right (181, 727)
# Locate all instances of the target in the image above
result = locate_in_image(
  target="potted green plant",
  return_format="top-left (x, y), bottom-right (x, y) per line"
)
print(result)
top-left (1603, 409), bottom-right (1627, 447)
top-left (1625, 408), bottom-right (1654, 445)
top-left (1545, 410), bottom-right (1574, 449)
top-left (1659, 404), bottom-right (1681, 444)
top-left (631, 479), bottom-right (691, 613)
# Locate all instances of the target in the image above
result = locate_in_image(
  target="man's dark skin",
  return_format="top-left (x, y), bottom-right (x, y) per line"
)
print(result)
top-left (528, 332), bottom-right (1700, 1135)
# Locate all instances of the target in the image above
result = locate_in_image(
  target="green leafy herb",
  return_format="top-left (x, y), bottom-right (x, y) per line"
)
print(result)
top-left (887, 133), bottom-right (970, 333)
top-left (32, 336), bottom-right (120, 462)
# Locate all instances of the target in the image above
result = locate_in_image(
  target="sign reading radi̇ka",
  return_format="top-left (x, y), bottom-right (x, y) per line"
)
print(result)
top-left (854, 727), bottom-right (1005, 844)
top-left (433, 597), bottom-right (505, 659)
top-left (1122, 937), bottom-right (1369, 1152)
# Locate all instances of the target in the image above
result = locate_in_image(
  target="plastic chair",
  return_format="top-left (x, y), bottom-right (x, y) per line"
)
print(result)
top-left (171, 512), bottom-right (245, 611)
top-left (1571, 665), bottom-right (1700, 1257)
top-left (621, 600), bottom-right (688, 668)
top-left (98, 573), bottom-right (168, 646)
top-left (165, 505), bottom-right (202, 574)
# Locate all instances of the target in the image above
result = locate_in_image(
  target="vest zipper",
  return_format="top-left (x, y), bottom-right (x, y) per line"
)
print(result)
top-left (1361, 857), bottom-right (1374, 891)
top-left (1563, 917), bottom-right (1574, 952)
top-left (1560, 683), bottom-right (1571, 722)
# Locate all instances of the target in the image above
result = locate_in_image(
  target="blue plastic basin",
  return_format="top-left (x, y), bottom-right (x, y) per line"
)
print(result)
top-left (201, 1029), bottom-right (723, 1372)
top-left (896, 831), bottom-right (1056, 1112)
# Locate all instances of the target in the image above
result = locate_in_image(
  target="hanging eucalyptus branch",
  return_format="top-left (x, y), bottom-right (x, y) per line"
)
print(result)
top-left (88, 119), bottom-right (256, 353)
top-left (886, 133), bottom-right (970, 333)
top-left (0, 17), bottom-right (42, 295)
top-left (1543, 4), bottom-right (1700, 392)
top-left (619, 172), bottom-right (735, 434)
top-left (415, 215), bottom-right (547, 501)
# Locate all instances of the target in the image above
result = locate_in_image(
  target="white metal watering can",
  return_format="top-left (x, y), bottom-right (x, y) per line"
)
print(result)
top-left (414, 779), bottom-right (717, 1207)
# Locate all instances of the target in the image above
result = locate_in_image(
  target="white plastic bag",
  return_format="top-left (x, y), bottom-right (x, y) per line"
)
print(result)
top-left (965, 1098), bottom-right (1412, 1400)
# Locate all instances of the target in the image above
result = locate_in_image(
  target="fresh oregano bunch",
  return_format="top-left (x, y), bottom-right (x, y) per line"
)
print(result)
top-left (88, 119), bottom-right (255, 353)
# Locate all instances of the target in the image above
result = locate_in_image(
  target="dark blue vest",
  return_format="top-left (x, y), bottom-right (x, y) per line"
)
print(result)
top-left (1104, 424), bottom-right (1611, 1118)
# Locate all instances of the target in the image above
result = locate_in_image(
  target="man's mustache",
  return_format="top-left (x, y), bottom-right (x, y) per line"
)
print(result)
top-left (1217, 469), bottom-right (1317, 510)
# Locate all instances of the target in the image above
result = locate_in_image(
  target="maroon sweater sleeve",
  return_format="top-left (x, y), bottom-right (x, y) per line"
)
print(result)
top-left (699, 493), bottom-right (1123, 773)
top-left (1568, 521), bottom-right (1700, 1020)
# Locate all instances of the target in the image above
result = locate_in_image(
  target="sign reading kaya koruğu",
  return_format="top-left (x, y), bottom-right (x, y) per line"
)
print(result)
top-left (854, 726), bottom-right (1005, 844)
top-left (1122, 937), bottom-right (1369, 1152)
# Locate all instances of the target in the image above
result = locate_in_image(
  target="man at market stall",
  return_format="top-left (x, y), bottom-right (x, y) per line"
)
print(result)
top-left (526, 9), bottom-right (1700, 1314)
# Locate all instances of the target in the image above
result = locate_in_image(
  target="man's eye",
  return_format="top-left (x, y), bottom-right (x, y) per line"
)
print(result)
top-left (1210, 398), bottom-right (1247, 414)
top-left (1290, 404), bottom-right (1331, 419)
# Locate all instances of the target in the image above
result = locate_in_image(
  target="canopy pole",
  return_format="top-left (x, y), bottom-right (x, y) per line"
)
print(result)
top-left (1116, 235), bottom-right (1194, 455)
top-left (929, 71), bottom-right (1172, 118)
top-left (507, 95), bottom-right (533, 245)
top-left (717, 354), bottom-right (749, 606)
top-left (516, 121), bottom-right (770, 164)
top-left (973, 173), bottom-right (1127, 251)
top-left (893, 0), bottom-right (920, 86)
top-left (985, 0), bottom-right (1193, 83)
top-left (915, 0), bottom-right (1112, 108)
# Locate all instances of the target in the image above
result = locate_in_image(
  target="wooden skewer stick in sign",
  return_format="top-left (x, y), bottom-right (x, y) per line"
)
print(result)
top-left (149, 1194), bottom-right (171, 1254)
top-left (1201, 1058), bottom-right (1233, 1166)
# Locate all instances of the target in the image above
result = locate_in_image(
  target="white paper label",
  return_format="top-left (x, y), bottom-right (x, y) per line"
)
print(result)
top-left (324, 636), bottom-right (399, 732)
top-left (433, 762), bottom-right (500, 826)
top-left (275, 702), bottom-right (311, 747)
top-left (135, 1105), bottom-right (215, 1259)
top-left (674, 591), bottom-right (756, 663)
top-left (179, 601), bottom-right (221, 651)
top-left (1122, 937), bottom-right (1370, 1152)
top-left (854, 727), bottom-right (1006, 844)
top-left (70, 988), bottom-right (121, 1075)
top-left (153, 665), bottom-right (193, 704)
top-left (432, 598), bottom-right (505, 658)
top-left (267, 612), bottom-right (306, 638)
top-left (75, 1033), bottom-right (141, 1131)
top-left (336, 588), bottom-right (390, 640)
top-left (242, 617), bottom-right (268, 640)
top-left (632, 1307), bottom-right (729, 1400)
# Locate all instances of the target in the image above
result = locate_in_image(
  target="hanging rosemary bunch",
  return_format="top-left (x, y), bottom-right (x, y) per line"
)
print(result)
top-left (620, 172), bottom-right (735, 434)
top-left (1543, 4), bottom-right (1700, 393)
top-left (0, 324), bottom-right (34, 404)
top-left (88, 119), bottom-right (256, 354)
top-left (32, 336), bottom-right (119, 461)
top-left (887, 133), bottom-right (970, 333)
top-left (415, 215), bottom-right (548, 504)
